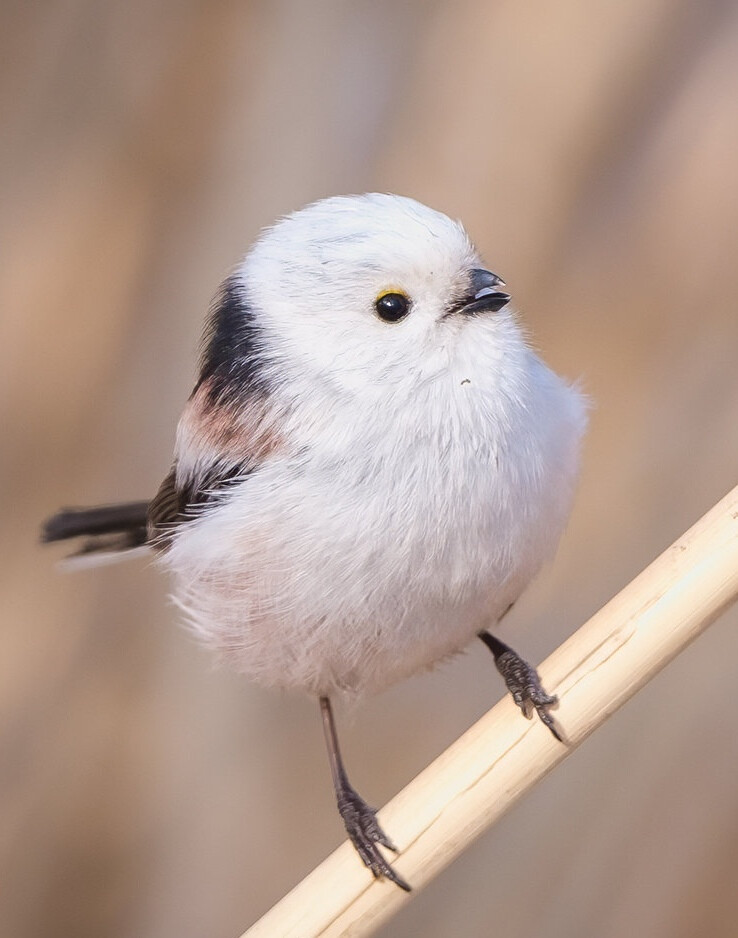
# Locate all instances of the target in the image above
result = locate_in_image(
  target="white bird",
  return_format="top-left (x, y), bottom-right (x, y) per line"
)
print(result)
top-left (43, 193), bottom-right (587, 889)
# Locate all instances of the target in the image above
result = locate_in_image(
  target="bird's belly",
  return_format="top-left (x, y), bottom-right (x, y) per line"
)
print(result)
top-left (164, 453), bottom-right (557, 697)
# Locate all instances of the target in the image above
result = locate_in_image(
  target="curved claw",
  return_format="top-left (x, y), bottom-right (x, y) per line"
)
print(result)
top-left (481, 633), bottom-right (563, 742)
top-left (337, 787), bottom-right (411, 891)
top-left (528, 694), bottom-right (562, 742)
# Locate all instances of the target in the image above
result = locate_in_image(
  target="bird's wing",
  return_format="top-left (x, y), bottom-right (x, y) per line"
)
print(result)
top-left (148, 275), bottom-right (284, 548)
top-left (147, 454), bottom-right (257, 549)
top-left (146, 382), bottom-right (278, 548)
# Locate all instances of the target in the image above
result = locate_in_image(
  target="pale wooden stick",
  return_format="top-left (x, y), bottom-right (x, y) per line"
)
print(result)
top-left (243, 484), bottom-right (738, 938)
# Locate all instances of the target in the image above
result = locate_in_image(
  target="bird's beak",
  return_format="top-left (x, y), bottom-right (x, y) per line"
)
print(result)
top-left (451, 269), bottom-right (511, 317)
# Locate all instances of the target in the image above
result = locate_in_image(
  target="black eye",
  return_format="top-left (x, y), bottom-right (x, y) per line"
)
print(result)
top-left (375, 291), bottom-right (410, 323)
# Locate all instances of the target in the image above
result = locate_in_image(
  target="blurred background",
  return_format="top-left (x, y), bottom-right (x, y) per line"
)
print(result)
top-left (2, 1), bottom-right (738, 936)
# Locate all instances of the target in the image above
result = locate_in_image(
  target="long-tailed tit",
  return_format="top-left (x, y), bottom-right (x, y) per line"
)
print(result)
top-left (43, 193), bottom-right (587, 890)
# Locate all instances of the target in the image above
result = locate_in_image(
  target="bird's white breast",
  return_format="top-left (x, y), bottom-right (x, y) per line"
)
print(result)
top-left (164, 318), bottom-right (586, 697)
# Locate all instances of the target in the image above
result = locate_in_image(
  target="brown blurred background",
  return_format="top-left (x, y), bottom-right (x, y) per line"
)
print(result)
top-left (2, 2), bottom-right (738, 936)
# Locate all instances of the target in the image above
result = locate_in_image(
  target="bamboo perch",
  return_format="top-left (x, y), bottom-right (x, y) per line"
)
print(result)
top-left (243, 483), bottom-right (738, 938)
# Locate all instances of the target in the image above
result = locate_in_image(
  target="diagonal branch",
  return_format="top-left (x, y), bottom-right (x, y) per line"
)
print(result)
top-left (243, 483), bottom-right (738, 938)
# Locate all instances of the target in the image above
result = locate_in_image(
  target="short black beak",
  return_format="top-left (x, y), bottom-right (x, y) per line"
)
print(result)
top-left (447, 269), bottom-right (511, 318)
top-left (461, 268), bottom-right (511, 315)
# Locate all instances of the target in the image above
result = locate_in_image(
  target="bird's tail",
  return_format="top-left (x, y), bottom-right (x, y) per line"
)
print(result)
top-left (41, 501), bottom-right (150, 563)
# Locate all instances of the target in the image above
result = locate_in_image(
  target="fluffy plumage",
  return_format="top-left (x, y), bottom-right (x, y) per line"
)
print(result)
top-left (45, 193), bottom-right (586, 697)
top-left (43, 192), bottom-right (587, 889)
top-left (159, 193), bottom-right (587, 696)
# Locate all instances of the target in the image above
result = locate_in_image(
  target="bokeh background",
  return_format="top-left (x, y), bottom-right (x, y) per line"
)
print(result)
top-left (3, 2), bottom-right (738, 936)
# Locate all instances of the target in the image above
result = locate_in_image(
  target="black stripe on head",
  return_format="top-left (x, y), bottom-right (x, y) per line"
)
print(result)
top-left (196, 275), bottom-right (269, 406)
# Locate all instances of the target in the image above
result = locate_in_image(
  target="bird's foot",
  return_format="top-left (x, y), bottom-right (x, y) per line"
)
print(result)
top-left (496, 647), bottom-right (561, 740)
top-left (480, 633), bottom-right (562, 741)
top-left (336, 783), bottom-right (410, 891)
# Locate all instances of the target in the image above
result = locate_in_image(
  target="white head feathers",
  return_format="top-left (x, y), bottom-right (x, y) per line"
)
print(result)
top-left (235, 194), bottom-right (497, 393)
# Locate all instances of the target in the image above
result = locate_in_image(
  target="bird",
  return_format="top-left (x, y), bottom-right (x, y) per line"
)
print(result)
top-left (42, 192), bottom-right (587, 891)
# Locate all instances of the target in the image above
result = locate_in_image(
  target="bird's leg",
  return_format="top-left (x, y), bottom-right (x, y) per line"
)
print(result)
top-left (478, 632), bottom-right (562, 742)
top-left (319, 696), bottom-right (410, 891)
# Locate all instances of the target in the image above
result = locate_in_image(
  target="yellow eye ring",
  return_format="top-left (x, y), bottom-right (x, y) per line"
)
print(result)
top-left (374, 290), bottom-right (410, 323)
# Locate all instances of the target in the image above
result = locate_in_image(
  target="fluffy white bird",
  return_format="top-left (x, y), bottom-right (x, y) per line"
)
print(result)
top-left (43, 193), bottom-right (587, 889)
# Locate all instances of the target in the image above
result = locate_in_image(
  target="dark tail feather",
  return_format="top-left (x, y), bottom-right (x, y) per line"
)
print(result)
top-left (42, 502), bottom-right (150, 558)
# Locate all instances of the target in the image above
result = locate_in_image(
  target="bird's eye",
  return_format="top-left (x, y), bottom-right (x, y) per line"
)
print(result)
top-left (375, 291), bottom-right (410, 323)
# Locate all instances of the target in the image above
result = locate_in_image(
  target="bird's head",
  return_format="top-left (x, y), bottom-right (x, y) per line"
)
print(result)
top-left (205, 194), bottom-right (516, 401)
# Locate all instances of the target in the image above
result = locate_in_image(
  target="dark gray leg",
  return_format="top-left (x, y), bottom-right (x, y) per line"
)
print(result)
top-left (478, 632), bottom-right (562, 741)
top-left (319, 696), bottom-right (410, 891)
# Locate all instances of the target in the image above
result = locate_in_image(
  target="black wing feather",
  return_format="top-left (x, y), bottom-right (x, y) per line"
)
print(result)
top-left (147, 461), bottom-right (254, 549)
top-left (43, 276), bottom-right (266, 558)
